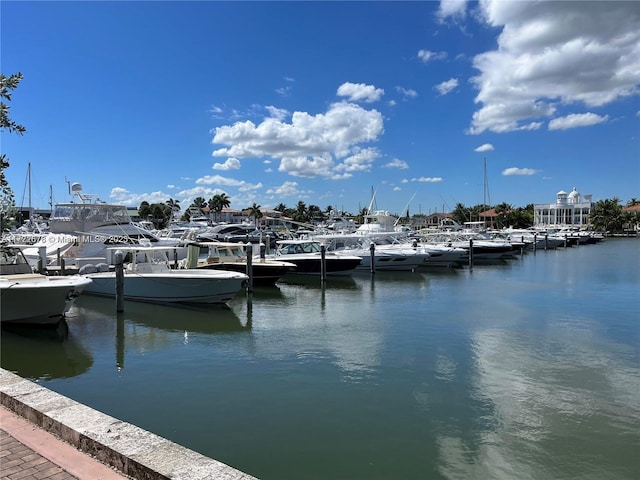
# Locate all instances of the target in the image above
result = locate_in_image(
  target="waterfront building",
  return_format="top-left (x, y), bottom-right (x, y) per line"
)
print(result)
top-left (534, 187), bottom-right (592, 227)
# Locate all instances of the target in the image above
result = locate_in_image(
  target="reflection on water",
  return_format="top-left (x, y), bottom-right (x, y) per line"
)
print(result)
top-left (1, 320), bottom-right (93, 380)
top-left (75, 295), bottom-right (250, 334)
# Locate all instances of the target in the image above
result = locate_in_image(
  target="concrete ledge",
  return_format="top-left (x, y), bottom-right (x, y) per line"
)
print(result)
top-left (0, 368), bottom-right (259, 480)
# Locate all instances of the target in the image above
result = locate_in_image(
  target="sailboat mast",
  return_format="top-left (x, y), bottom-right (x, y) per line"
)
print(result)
top-left (483, 157), bottom-right (491, 208)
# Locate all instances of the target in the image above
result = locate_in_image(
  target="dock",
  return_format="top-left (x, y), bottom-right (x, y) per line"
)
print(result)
top-left (0, 368), bottom-right (259, 480)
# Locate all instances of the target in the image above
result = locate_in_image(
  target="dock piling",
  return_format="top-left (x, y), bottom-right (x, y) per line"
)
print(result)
top-left (246, 243), bottom-right (254, 293)
top-left (370, 243), bottom-right (376, 274)
top-left (320, 245), bottom-right (327, 281)
top-left (115, 250), bottom-right (124, 313)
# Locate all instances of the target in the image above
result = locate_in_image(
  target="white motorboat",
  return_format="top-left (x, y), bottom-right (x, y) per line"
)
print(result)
top-left (19, 182), bottom-right (187, 269)
top-left (268, 239), bottom-right (362, 276)
top-left (82, 246), bottom-right (248, 304)
top-left (182, 242), bottom-right (297, 286)
top-left (0, 244), bottom-right (92, 325)
top-left (313, 233), bottom-right (427, 272)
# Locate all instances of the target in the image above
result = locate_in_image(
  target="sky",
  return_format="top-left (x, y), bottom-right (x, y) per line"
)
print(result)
top-left (2, 0), bottom-right (639, 217)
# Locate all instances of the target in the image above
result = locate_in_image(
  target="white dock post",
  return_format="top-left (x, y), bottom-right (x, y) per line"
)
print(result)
top-left (115, 250), bottom-right (125, 313)
top-left (246, 242), bottom-right (254, 292)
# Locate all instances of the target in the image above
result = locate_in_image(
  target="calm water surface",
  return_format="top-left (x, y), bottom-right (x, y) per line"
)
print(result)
top-left (2, 238), bottom-right (639, 480)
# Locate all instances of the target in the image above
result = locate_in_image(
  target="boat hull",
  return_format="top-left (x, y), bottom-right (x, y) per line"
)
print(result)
top-left (199, 261), bottom-right (294, 286)
top-left (83, 271), bottom-right (247, 304)
top-left (0, 275), bottom-right (92, 325)
top-left (278, 256), bottom-right (362, 276)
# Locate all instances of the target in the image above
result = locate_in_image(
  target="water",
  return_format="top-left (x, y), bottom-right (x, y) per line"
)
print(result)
top-left (2, 238), bottom-right (639, 480)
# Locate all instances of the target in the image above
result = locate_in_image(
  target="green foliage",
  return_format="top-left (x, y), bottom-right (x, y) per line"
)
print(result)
top-left (0, 72), bottom-right (26, 228)
top-left (247, 202), bottom-right (262, 227)
top-left (137, 200), bottom-right (172, 229)
top-left (208, 193), bottom-right (230, 223)
top-left (590, 197), bottom-right (623, 233)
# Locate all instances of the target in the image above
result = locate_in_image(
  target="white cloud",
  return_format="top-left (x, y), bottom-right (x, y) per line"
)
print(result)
top-left (238, 182), bottom-right (263, 192)
top-left (437, 0), bottom-right (468, 20)
top-left (336, 147), bottom-right (379, 174)
top-left (548, 112), bottom-right (609, 131)
top-left (109, 187), bottom-right (169, 206)
top-left (475, 143), bottom-right (494, 152)
top-left (435, 78), bottom-right (459, 96)
top-left (336, 82), bottom-right (385, 103)
top-left (212, 157), bottom-right (241, 171)
top-left (278, 154), bottom-right (338, 179)
top-left (384, 158), bottom-right (409, 169)
top-left (411, 177), bottom-right (443, 183)
top-left (502, 167), bottom-right (538, 176)
top-left (275, 85), bottom-right (292, 96)
top-left (417, 49), bottom-right (448, 63)
top-left (212, 101), bottom-right (384, 180)
top-left (196, 175), bottom-right (247, 187)
top-left (265, 105), bottom-right (289, 121)
top-left (266, 181), bottom-right (307, 197)
top-left (468, 0), bottom-right (640, 134)
top-left (396, 86), bottom-right (418, 100)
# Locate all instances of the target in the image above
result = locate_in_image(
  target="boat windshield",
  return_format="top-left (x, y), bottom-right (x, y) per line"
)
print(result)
top-left (50, 203), bottom-right (132, 233)
top-left (279, 242), bottom-right (321, 254)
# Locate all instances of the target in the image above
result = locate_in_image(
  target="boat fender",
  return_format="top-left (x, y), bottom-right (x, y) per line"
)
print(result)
top-left (95, 262), bottom-right (110, 272)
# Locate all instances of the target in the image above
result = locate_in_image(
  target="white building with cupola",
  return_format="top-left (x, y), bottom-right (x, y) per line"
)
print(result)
top-left (534, 187), bottom-right (593, 227)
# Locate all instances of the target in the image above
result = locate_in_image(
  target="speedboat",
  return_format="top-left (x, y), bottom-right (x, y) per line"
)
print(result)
top-left (182, 241), bottom-right (296, 286)
top-left (81, 245), bottom-right (248, 304)
top-left (268, 239), bottom-right (361, 276)
top-left (0, 244), bottom-right (92, 325)
top-left (312, 233), bottom-right (427, 272)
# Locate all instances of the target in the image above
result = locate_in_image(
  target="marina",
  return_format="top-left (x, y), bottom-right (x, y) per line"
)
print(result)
top-left (1, 237), bottom-right (638, 480)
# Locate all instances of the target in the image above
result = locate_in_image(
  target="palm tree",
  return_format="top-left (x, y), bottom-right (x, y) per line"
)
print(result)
top-left (208, 193), bottom-right (230, 224)
top-left (590, 197), bottom-right (622, 232)
top-left (247, 203), bottom-right (263, 227)
top-left (307, 204), bottom-right (323, 224)
top-left (494, 202), bottom-right (512, 228)
top-left (165, 198), bottom-right (180, 222)
top-left (293, 201), bottom-right (307, 223)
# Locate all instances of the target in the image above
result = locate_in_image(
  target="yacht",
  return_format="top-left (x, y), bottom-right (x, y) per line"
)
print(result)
top-left (81, 245), bottom-right (248, 304)
top-left (267, 239), bottom-right (362, 276)
top-left (0, 244), bottom-right (92, 325)
top-left (182, 241), bottom-right (296, 286)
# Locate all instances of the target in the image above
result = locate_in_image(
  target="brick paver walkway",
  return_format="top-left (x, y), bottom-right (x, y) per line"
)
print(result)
top-left (0, 406), bottom-right (129, 480)
top-left (1, 428), bottom-right (78, 479)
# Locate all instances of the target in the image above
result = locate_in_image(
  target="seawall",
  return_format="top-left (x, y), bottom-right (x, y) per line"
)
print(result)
top-left (0, 368), bottom-right (259, 480)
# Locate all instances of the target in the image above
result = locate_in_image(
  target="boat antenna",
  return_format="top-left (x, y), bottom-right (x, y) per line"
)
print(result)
top-left (366, 187), bottom-right (377, 215)
top-left (394, 192), bottom-right (417, 227)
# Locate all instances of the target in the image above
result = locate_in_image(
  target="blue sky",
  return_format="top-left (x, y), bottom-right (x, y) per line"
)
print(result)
top-left (2, 1), bottom-right (639, 216)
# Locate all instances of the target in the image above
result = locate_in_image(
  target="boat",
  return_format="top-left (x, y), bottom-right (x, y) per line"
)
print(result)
top-left (182, 241), bottom-right (297, 286)
top-left (81, 245), bottom-right (248, 304)
top-left (267, 239), bottom-right (362, 276)
top-left (312, 233), bottom-right (428, 272)
top-left (19, 182), bottom-right (187, 269)
top-left (0, 243), bottom-right (92, 325)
